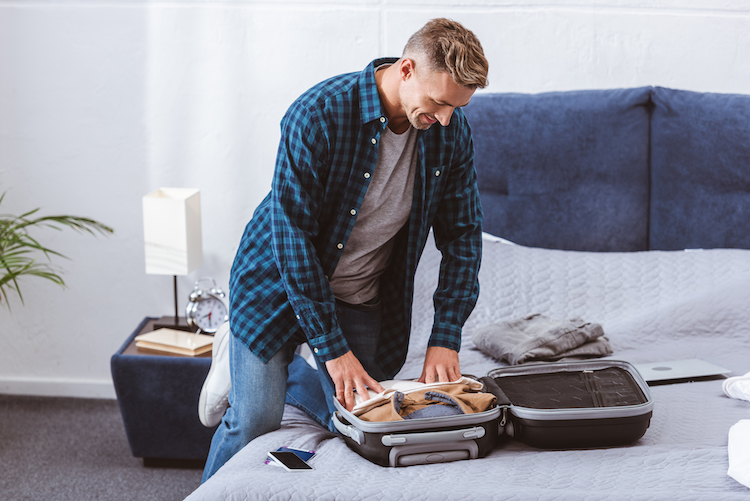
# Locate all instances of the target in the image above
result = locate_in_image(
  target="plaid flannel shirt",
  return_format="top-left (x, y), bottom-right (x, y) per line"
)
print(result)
top-left (229, 58), bottom-right (482, 378)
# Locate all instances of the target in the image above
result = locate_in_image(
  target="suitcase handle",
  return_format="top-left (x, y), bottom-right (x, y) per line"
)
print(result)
top-left (381, 425), bottom-right (486, 447)
top-left (332, 411), bottom-right (365, 445)
top-left (389, 441), bottom-right (479, 467)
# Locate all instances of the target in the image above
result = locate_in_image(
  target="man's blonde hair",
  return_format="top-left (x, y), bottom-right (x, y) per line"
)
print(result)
top-left (403, 18), bottom-right (489, 89)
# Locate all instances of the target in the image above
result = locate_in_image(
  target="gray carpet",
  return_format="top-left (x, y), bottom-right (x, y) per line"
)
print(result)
top-left (0, 394), bottom-right (203, 501)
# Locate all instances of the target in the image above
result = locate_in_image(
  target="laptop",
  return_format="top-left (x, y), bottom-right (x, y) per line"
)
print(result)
top-left (633, 358), bottom-right (732, 385)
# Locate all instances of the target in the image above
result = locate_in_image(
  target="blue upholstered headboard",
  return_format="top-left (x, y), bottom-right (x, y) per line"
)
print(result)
top-left (463, 87), bottom-right (750, 252)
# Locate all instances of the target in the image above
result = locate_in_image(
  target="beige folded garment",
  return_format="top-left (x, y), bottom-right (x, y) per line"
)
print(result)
top-left (358, 383), bottom-right (497, 422)
top-left (352, 377), bottom-right (484, 416)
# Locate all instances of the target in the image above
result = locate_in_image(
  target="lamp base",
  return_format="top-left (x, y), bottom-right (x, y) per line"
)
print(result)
top-left (153, 316), bottom-right (196, 332)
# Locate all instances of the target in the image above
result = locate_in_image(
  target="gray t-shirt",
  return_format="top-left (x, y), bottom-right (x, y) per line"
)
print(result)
top-left (330, 125), bottom-right (418, 304)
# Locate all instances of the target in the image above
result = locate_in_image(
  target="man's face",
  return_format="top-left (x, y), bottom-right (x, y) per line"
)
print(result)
top-left (399, 63), bottom-right (475, 130)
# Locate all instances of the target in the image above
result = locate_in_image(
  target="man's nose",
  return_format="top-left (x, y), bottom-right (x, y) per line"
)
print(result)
top-left (436, 108), bottom-right (454, 126)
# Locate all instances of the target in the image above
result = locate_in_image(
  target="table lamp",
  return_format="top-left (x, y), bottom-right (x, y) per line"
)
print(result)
top-left (142, 188), bottom-right (203, 331)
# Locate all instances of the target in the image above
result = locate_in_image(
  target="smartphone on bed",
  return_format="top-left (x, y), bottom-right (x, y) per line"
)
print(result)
top-left (265, 447), bottom-right (315, 465)
top-left (268, 451), bottom-right (314, 471)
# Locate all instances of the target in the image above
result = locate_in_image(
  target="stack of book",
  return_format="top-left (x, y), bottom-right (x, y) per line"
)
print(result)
top-left (135, 328), bottom-right (213, 356)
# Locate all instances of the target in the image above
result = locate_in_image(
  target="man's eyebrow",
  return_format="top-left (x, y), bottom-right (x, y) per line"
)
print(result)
top-left (433, 97), bottom-right (471, 108)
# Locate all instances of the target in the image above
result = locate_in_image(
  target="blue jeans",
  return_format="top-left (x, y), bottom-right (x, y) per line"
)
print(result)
top-left (201, 299), bottom-right (384, 483)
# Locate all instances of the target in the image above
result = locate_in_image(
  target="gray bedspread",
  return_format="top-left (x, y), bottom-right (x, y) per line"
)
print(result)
top-left (186, 236), bottom-right (750, 500)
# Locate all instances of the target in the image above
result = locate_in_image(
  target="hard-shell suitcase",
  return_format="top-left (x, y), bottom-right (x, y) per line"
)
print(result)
top-left (333, 360), bottom-right (653, 466)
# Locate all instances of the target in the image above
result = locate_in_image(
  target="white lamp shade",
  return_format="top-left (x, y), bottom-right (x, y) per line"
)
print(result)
top-left (143, 188), bottom-right (203, 275)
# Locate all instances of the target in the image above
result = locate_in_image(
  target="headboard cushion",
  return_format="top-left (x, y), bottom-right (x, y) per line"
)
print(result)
top-left (650, 87), bottom-right (750, 250)
top-left (464, 87), bottom-right (652, 252)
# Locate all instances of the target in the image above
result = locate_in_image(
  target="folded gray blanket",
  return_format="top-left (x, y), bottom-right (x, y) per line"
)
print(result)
top-left (472, 313), bottom-right (613, 365)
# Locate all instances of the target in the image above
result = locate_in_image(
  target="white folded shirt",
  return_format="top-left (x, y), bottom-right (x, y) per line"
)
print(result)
top-left (728, 420), bottom-right (750, 489)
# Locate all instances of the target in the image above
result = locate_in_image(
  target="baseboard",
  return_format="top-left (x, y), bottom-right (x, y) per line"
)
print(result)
top-left (0, 376), bottom-right (116, 399)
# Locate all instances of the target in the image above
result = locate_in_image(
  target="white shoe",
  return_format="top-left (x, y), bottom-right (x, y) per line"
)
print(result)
top-left (198, 321), bottom-right (232, 427)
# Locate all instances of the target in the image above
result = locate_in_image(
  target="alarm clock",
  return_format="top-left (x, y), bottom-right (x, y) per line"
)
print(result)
top-left (185, 278), bottom-right (229, 334)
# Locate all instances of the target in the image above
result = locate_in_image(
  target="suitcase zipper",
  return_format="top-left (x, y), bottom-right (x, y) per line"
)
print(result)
top-left (581, 370), bottom-right (604, 407)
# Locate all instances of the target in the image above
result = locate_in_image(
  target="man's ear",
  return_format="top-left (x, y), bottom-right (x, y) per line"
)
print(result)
top-left (399, 57), bottom-right (415, 81)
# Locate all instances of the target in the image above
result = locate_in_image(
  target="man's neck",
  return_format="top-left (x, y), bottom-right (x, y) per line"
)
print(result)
top-left (375, 61), bottom-right (410, 135)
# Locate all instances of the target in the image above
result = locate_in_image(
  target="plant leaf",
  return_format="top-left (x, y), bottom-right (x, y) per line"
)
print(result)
top-left (0, 191), bottom-right (113, 310)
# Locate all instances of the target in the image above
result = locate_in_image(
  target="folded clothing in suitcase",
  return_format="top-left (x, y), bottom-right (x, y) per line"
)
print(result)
top-left (332, 380), bottom-right (502, 467)
top-left (333, 360), bottom-right (654, 466)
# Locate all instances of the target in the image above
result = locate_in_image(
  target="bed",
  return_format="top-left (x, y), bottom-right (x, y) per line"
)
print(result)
top-left (186, 86), bottom-right (750, 500)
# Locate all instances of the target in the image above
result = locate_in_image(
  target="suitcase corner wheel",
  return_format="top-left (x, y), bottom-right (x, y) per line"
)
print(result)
top-left (332, 401), bottom-right (502, 467)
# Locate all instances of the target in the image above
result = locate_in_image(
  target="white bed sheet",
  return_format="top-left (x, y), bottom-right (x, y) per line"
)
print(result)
top-left (187, 237), bottom-right (750, 500)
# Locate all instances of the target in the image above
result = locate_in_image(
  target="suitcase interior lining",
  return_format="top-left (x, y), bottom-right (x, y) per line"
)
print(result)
top-left (492, 367), bottom-right (648, 409)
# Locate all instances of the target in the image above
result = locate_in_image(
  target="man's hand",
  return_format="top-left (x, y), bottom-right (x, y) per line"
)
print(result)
top-left (418, 346), bottom-right (461, 383)
top-left (325, 351), bottom-right (385, 412)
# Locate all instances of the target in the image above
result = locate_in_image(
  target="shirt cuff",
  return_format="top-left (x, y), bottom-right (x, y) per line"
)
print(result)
top-left (307, 326), bottom-right (351, 363)
top-left (428, 322), bottom-right (462, 353)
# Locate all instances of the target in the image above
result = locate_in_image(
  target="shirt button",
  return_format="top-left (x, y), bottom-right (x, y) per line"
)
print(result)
top-left (337, 243), bottom-right (344, 250)
top-left (350, 209), bottom-right (357, 216)
top-left (380, 117), bottom-right (386, 123)
top-left (296, 314), bottom-right (300, 320)
top-left (314, 348), bottom-right (319, 354)
top-left (371, 138), bottom-right (377, 144)
top-left (364, 172), bottom-right (371, 179)
top-left (435, 170), bottom-right (441, 177)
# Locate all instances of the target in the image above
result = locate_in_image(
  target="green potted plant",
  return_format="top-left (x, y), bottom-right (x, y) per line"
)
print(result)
top-left (0, 191), bottom-right (114, 309)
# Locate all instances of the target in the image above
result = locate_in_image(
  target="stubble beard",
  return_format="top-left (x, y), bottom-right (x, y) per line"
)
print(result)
top-left (408, 111), bottom-right (435, 130)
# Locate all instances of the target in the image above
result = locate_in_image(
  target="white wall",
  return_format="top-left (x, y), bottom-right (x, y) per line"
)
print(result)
top-left (1, 0), bottom-right (748, 398)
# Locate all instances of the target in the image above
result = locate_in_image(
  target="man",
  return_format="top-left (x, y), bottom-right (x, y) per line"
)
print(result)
top-left (200, 18), bottom-right (489, 482)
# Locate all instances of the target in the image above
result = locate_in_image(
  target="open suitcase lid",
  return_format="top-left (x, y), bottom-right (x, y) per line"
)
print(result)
top-left (482, 359), bottom-right (654, 421)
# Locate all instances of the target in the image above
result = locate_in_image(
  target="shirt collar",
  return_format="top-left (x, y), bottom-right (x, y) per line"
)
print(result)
top-left (358, 57), bottom-right (399, 125)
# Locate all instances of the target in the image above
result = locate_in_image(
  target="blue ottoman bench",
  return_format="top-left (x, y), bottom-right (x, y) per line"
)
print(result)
top-left (111, 317), bottom-right (218, 466)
